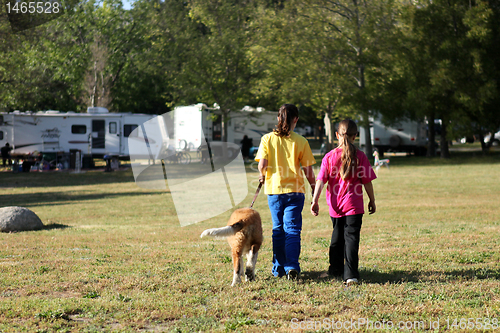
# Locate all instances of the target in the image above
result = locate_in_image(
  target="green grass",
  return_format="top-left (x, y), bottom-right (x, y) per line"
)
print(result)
top-left (0, 151), bottom-right (499, 332)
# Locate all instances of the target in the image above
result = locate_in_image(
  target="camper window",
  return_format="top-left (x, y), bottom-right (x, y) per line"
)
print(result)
top-left (72, 125), bottom-right (87, 134)
top-left (109, 122), bottom-right (117, 134)
top-left (124, 124), bottom-right (138, 137)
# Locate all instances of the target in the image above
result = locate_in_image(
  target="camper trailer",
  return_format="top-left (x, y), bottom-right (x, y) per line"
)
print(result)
top-left (170, 104), bottom-right (278, 151)
top-left (0, 107), bottom-right (158, 158)
top-left (359, 116), bottom-right (428, 157)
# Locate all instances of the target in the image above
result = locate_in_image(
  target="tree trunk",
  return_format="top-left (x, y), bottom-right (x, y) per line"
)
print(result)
top-left (426, 113), bottom-right (436, 157)
top-left (356, 51), bottom-right (372, 158)
top-left (91, 60), bottom-right (98, 107)
top-left (221, 109), bottom-right (229, 143)
top-left (221, 109), bottom-right (229, 159)
top-left (361, 111), bottom-right (373, 159)
top-left (440, 120), bottom-right (450, 159)
top-left (323, 111), bottom-right (335, 153)
top-left (363, 122), bottom-right (373, 159)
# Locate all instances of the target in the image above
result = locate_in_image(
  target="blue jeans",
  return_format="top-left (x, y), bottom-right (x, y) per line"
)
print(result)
top-left (268, 193), bottom-right (305, 277)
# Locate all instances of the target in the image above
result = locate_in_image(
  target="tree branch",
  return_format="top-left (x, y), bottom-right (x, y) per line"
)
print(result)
top-left (324, 0), bottom-right (354, 16)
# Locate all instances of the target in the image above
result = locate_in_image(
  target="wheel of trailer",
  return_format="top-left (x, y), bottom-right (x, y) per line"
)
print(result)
top-left (178, 139), bottom-right (188, 151)
top-left (389, 135), bottom-right (401, 148)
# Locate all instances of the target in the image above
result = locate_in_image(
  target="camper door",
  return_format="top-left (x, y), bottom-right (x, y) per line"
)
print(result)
top-left (91, 119), bottom-right (120, 155)
top-left (105, 119), bottom-right (121, 155)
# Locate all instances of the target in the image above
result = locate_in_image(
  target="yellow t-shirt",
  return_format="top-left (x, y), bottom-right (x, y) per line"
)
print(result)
top-left (255, 131), bottom-right (316, 194)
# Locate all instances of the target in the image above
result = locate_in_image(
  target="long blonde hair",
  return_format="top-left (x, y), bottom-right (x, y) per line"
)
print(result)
top-left (336, 119), bottom-right (358, 180)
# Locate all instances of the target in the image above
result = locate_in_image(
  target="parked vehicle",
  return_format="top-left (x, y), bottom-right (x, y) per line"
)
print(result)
top-left (170, 104), bottom-right (278, 152)
top-left (0, 103), bottom-right (279, 167)
top-left (485, 131), bottom-right (500, 146)
top-left (359, 116), bottom-right (428, 157)
top-left (0, 107), bottom-right (158, 158)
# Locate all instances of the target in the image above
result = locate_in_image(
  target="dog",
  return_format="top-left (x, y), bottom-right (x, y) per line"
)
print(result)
top-left (200, 208), bottom-right (263, 286)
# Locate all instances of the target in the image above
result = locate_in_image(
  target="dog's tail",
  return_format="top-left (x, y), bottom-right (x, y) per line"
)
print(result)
top-left (200, 222), bottom-right (244, 239)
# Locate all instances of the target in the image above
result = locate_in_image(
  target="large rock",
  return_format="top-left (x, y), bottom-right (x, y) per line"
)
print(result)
top-left (0, 207), bottom-right (44, 232)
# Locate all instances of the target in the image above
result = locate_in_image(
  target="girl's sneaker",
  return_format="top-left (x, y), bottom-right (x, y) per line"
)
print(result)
top-left (287, 269), bottom-right (299, 280)
top-left (345, 278), bottom-right (358, 287)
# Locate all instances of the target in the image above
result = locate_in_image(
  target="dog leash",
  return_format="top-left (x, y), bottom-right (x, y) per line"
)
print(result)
top-left (249, 182), bottom-right (263, 208)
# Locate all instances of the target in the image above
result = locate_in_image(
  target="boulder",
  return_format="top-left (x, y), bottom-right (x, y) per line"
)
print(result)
top-left (0, 207), bottom-right (44, 232)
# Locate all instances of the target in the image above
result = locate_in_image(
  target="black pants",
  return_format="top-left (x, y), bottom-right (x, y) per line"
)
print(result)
top-left (329, 214), bottom-right (363, 280)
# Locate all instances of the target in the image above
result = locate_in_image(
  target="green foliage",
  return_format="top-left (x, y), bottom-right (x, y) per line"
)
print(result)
top-left (36, 309), bottom-right (70, 320)
top-left (225, 313), bottom-right (256, 331)
top-left (395, 0), bottom-right (500, 156)
top-left (82, 291), bottom-right (100, 299)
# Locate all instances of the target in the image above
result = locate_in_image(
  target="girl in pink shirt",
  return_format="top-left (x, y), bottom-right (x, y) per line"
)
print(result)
top-left (311, 119), bottom-right (376, 286)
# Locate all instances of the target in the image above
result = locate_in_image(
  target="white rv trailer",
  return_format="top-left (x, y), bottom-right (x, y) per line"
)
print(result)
top-left (0, 107), bottom-right (159, 158)
top-left (359, 115), bottom-right (428, 157)
top-left (171, 104), bottom-right (278, 151)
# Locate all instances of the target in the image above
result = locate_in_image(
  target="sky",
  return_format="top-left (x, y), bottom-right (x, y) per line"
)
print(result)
top-left (122, 0), bottom-right (133, 10)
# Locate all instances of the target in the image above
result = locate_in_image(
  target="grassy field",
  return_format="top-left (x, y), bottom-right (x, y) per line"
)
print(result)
top-left (0, 149), bottom-right (499, 332)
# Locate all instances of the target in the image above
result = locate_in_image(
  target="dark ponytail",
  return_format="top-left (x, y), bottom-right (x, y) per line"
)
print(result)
top-left (274, 104), bottom-right (299, 137)
top-left (337, 119), bottom-right (358, 180)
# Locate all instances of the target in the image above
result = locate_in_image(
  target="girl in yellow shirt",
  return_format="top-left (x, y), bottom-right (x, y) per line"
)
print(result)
top-left (255, 104), bottom-right (316, 279)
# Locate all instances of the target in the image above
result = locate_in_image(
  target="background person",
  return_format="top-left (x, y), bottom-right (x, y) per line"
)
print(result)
top-left (310, 119), bottom-right (377, 286)
top-left (255, 104), bottom-right (316, 280)
top-left (1, 142), bottom-right (13, 167)
top-left (240, 135), bottom-right (253, 161)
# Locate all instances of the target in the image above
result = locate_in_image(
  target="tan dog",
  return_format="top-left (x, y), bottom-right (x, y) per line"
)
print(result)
top-left (200, 208), bottom-right (263, 286)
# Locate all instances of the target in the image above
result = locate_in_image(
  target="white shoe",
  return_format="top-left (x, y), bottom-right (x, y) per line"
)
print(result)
top-left (345, 278), bottom-right (358, 287)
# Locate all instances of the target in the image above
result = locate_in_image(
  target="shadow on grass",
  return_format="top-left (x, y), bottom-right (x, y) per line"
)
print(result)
top-left (0, 191), bottom-right (167, 208)
top-left (0, 168), bottom-right (136, 188)
top-left (300, 267), bottom-right (500, 284)
top-left (42, 223), bottom-right (71, 230)
top-left (361, 267), bottom-right (500, 284)
top-left (300, 270), bottom-right (330, 282)
top-left (380, 150), bottom-right (500, 167)
top-left (2, 223), bottom-right (71, 233)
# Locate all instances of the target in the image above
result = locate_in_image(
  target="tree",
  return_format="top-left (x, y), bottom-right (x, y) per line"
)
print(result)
top-left (1, 0), bottom-right (168, 113)
top-left (253, 0), bottom-right (400, 157)
top-left (119, 0), bottom-right (200, 114)
top-left (250, 2), bottom-right (348, 152)
top-left (165, 0), bottom-right (259, 143)
top-left (80, 0), bottom-right (144, 111)
top-left (0, 13), bottom-right (85, 112)
top-left (400, 0), bottom-right (497, 157)
top-left (461, 0), bottom-right (500, 153)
